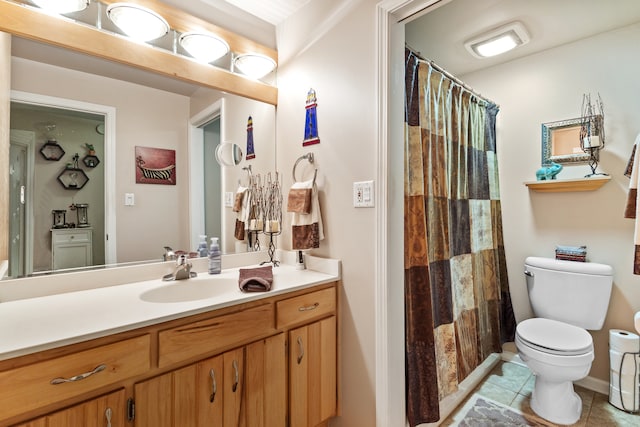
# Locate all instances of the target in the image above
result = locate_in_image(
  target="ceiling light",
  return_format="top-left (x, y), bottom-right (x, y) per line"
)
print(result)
top-left (464, 21), bottom-right (530, 59)
top-left (32, 0), bottom-right (89, 14)
top-left (233, 54), bottom-right (276, 79)
top-left (179, 32), bottom-right (229, 63)
top-left (106, 3), bottom-right (169, 42)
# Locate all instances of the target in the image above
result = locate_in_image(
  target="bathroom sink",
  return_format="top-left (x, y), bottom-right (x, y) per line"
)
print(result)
top-left (140, 278), bottom-right (238, 303)
top-left (635, 311), bottom-right (640, 334)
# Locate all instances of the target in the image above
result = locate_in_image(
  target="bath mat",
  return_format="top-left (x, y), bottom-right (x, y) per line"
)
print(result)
top-left (450, 395), bottom-right (550, 426)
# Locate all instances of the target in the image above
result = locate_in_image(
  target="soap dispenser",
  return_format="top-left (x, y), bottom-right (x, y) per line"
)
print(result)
top-left (197, 235), bottom-right (208, 257)
top-left (208, 237), bottom-right (221, 274)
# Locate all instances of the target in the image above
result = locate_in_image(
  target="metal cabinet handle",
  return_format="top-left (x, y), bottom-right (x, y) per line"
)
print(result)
top-left (209, 368), bottom-right (217, 403)
top-left (232, 360), bottom-right (239, 392)
top-left (298, 302), bottom-right (319, 312)
top-left (50, 364), bottom-right (106, 384)
top-left (524, 270), bottom-right (533, 277)
top-left (297, 337), bottom-right (304, 364)
top-left (105, 407), bottom-right (112, 427)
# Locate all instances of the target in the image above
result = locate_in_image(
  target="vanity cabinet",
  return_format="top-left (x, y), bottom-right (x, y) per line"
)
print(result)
top-left (2, 282), bottom-right (337, 427)
top-left (134, 334), bottom-right (286, 427)
top-left (14, 389), bottom-right (126, 427)
top-left (277, 288), bottom-right (337, 427)
top-left (50, 228), bottom-right (93, 270)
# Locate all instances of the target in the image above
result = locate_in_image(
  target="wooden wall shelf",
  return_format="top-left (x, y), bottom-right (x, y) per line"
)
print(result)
top-left (524, 176), bottom-right (611, 192)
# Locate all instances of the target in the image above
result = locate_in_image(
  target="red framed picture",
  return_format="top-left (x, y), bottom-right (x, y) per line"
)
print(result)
top-left (135, 146), bottom-right (176, 185)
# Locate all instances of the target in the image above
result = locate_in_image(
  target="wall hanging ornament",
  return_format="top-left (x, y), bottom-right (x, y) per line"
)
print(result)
top-left (135, 146), bottom-right (176, 185)
top-left (303, 88), bottom-right (320, 146)
top-left (246, 116), bottom-right (256, 160)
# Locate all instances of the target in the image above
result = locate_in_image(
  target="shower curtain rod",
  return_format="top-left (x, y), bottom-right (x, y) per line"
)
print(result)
top-left (406, 45), bottom-right (499, 107)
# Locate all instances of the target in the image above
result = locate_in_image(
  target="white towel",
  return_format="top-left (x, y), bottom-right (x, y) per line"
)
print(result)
top-left (624, 133), bottom-right (640, 274)
top-left (290, 179), bottom-right (324, 249)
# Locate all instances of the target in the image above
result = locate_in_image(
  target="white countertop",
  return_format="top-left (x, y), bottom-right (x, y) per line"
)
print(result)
top-left (0, 253), bottom-right (340, 361)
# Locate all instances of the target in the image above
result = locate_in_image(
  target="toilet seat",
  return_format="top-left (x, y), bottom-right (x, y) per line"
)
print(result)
top-left (516, 318), bottom-right (593, 356)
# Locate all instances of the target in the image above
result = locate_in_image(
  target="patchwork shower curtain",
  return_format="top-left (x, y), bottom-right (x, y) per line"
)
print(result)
top-left (404, 49), bottom-right (515, 426)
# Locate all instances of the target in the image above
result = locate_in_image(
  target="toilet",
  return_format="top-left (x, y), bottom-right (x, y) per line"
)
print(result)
top-left (515, 256), bottom-right (613, 425)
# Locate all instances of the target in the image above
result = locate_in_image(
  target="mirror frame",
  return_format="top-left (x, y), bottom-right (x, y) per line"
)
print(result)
top-left (541, 117), bottom-right (591, 165)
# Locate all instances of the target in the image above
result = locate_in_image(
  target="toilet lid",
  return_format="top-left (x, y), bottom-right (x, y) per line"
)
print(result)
top-left (516, 318), bottom-right (593, 356)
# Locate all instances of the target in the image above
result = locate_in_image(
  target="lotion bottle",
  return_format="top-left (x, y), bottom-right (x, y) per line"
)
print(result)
top-left (208, 237), bottom-right (221, 274)
top-left (197, 235), bottom-right (208, 257)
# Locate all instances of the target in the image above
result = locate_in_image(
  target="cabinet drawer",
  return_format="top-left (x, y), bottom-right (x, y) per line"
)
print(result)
top-left (0, 335), bottom-right (150, 424)
top-left (52, 230), bottom-right (92, 244)
top-left (276, 287), bottom-right (336, 329)
top-left (158, 303), bottom-right (275, 368)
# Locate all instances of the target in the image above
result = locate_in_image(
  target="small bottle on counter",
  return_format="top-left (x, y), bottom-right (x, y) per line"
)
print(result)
top-left (197, 235), bottom-right (208, 257)
top-left (208, 237), bottom-right (221, 274)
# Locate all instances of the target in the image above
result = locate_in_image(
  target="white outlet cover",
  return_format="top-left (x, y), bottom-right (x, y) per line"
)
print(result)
top-left (353, 181), bottom-right (374, 208)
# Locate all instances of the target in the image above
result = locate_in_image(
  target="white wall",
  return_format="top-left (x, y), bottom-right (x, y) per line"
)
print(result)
top-left (11, 58), bottom-right (191, 263)
top-left (463, 23), bottom-right (640, 381)
top-left (277, 0), bottom-right (377, 425)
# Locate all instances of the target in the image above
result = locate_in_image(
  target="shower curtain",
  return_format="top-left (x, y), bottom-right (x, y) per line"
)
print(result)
top-left (404, 49), bottom-right (515, 426)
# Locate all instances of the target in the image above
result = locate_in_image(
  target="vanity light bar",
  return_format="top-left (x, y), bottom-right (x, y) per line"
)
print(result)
top-left (28, 0), bottom-right (276, 80)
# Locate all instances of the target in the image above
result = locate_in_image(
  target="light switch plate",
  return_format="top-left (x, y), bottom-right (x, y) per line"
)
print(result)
top-left (125, 193), bottom-right (135, 206)
top-left (225, 192), bottom-right (234, 207)
top-left (353, 181), bottom-right (374, 208)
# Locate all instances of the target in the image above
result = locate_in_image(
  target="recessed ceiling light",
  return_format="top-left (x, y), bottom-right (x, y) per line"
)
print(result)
top-left (233, 53), bottom-right (277, 79)
top-left (106, 3), bottom-right (170, 42)
top-left (32, 0), bottom-right (89, 14)
top-left (464, 21), bottom-right (530, 59)
top-left (179, 32), bottom-right (230, 63)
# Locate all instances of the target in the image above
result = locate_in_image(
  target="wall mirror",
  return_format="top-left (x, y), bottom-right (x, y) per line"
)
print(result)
top-left (541, 117), bottom-right (598, 165)
top-left (216, 143), bottom-right (244, 167)
top-left (4, 34), bottom-right (276, 279)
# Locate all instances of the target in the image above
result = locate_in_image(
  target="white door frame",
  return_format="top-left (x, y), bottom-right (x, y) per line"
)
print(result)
top-left (188, 99), bottom-right (225, 251)
top-left (375, 1), bottom-right (449, 426)
top-left (9, 129), bottom-right (35, 276)
top-left (10, 90), bottom-right (117, 264)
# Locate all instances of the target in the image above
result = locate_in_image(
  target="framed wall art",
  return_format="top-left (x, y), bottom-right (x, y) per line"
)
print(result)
top-left (135, 146), bottom-right (176, 185)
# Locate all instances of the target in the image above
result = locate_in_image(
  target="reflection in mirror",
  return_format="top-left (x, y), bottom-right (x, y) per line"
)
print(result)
top-left (9, 101), bottom-right (107, 278)
top-left (541, 117), bottom-right (592, 165)
top-left (215, 143), bottom-right (243, 167)
top-left (5, 39), bottom-right (276, 280)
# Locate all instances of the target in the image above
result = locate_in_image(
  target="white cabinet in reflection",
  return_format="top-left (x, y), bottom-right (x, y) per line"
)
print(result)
top-left (51, 228), bottom-right (93, 270)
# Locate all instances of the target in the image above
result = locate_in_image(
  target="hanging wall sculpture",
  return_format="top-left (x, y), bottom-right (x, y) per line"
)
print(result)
top-left (135, 146), bottom-right (176, 185)
top-left (303, 88), bottom-right (320, 146)
top-left (246, 116), bottom-right (256, 160)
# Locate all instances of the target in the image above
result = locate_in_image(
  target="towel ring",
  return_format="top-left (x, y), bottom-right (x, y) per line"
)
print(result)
top-left (292, 153), bottom-right (317, 184)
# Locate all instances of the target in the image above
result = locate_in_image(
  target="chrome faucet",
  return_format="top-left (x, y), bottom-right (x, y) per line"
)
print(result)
top-left (163, 254), bottom-right (197, 281)
top-left (163, 246), bottom-right (176, 261)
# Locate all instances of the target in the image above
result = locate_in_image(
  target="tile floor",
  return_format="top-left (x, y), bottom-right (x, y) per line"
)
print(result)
top-left (442, 359), bottom-right (640, 426)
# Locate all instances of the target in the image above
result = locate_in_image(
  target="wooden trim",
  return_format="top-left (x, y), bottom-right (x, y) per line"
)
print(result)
top-left (0, 1), bottom-right (277, 105)
top-left (524, 176), bottom-right (611, 192)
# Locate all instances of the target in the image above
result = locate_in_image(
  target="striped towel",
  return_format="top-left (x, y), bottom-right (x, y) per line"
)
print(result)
top-left (624, 133), bottom-right (640, 274)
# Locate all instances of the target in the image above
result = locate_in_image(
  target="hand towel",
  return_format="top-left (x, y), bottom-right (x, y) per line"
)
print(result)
top-left (287, 187), bottom-right (312, 214)
top-left (624, 133), bottom-right (640, 274)
top-left (233, 187), bottom-right (246, 212)
top-left (238, 265), bottom-right (273, 292)
top-left (234, 186), bottom-right (251, 240)
top-left (290, 179), bottom-right (324, 250)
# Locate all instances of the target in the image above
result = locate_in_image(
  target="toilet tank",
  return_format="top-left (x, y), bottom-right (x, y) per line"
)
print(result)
top-left (524, 256), bottom-right (613, 330)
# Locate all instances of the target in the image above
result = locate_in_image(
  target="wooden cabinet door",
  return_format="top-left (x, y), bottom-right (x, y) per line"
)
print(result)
top-left (289, 316), bottom-right (337, 427)
top-left (134, 334), bottom-right (285, 427)
top-left (245, 333), bottom-right (286, 427)
top-left (16, 389), bottom-right (126, 427)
